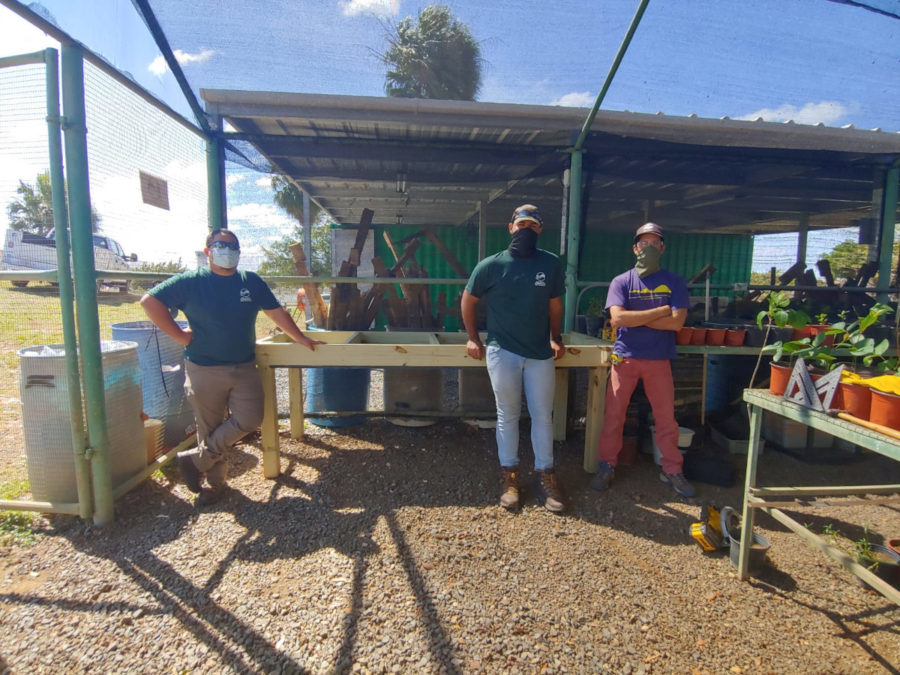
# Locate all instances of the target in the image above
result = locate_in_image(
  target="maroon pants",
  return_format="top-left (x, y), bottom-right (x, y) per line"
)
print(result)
top-left (598, 358), bottom-right (683, 475)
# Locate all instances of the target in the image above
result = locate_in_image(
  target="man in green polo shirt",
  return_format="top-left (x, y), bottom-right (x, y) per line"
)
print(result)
top-left (141, 229), bottom-right (323, 506)
top-left (461, 204), bottom-right (566, 512)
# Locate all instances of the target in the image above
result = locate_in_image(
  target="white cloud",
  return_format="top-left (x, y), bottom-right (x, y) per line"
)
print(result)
top-left (148, 49), bottom-right (216, 76)
top-left (255, 176), bottom-right (272, 188)
top-left (228, 202), bottom-right (294, 232)
top-left (340, 0), bottom-right (400, 17)
top-left (737, 101), bottom-right (850, 126)
top-left (550, 92), bottom-right (594, 108)
top-left (226, 173), bottom-right (246, 187)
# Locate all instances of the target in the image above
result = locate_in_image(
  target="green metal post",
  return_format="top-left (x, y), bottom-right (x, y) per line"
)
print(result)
top-left (206, 124), bottom-right (224, 232)
top-left (876, 166), bottom-right (899, 303)
top-left (564, 150), bottom-right (583, 332)
top-left (44, 47), bottom-right (92, 520)
top-left (565, 0), bottom-right (651, 328)
top-left (61, 44), bottom-right (114, 525)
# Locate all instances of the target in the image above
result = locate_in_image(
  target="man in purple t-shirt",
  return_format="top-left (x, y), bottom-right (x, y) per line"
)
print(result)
top-left (590, 223), bottom-right (696, 498)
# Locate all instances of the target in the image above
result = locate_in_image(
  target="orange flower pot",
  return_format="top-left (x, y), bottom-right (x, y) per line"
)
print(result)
top-left (705, 328), bottom-right (726, 346)
top-left (769, 362), bottom-right (793, 396)
top-left (869, 389), bottom-right (900, 430)
top-left (676, 327), bottom-right (693, 345)
top-left (690, 328), bottom-right (707, 345)
top-left (836, 381), bottom-right (871, 420)
top-left (724, 329), bottom-right (746, 346)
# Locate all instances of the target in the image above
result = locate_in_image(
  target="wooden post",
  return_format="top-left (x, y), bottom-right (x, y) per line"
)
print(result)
top-left (289, 242), bottom-right (328, 327)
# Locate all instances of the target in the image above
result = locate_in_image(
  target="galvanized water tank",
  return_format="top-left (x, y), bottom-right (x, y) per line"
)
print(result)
top-left (18, 341), bottom-right (145, 502)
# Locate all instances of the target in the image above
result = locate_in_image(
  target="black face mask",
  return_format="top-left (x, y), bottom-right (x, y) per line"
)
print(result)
top-left (508, 228), bottom-right (538, 257)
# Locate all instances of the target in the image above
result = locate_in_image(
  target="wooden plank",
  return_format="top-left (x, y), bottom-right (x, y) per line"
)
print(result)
top-left (360, 256), bottom-right (392, 328)
top-left (424, 226), bottom-right (469, 278)
top-left (289, 242), bottom-right (328, 327)
top-left (288, 368), bottom-right (304, 440)
top-left (257, 359), bottom-right (280, 478)
top-left (584, 364), bottom-right (607, 473)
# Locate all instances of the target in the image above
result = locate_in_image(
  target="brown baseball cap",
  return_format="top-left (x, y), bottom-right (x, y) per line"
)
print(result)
top-left (634, 222), bottom-right (664, 244)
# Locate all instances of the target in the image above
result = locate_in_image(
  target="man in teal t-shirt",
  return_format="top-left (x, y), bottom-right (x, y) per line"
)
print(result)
top-left (461, 204), bottom-right (566, 512)
top-left (141, 229), bottom-right (324, 506)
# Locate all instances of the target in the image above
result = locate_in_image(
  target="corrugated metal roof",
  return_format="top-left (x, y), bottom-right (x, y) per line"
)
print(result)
top-left (202, 90), bottom-right (900, 235)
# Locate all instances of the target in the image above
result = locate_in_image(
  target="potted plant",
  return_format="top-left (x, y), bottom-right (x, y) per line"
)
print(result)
top-left (585, 296), bottom-right (605, 337)
top-left (749, 291), bottom-right (809, 393)
top-left (855, 532), bottom-right (900, 589)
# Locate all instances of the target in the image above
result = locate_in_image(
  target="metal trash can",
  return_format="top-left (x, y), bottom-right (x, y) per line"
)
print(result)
top-left (18, 341), bottom-right (145, 502)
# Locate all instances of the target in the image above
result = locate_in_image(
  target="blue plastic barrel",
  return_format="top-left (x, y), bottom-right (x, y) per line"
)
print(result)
top-left (705, 355), bottom-right (756, 415)
top-left (111, 321), bottom-right (195, 447)
top-left (305, 367), bottom-right (370, 427)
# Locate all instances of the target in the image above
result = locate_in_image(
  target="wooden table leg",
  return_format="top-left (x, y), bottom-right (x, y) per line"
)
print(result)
top-left (288, 367), bottom-right (304, 440)
top-left (584, 365), bottom-right (608, 473)
top-left (257, 360), bottom-right (280, 479)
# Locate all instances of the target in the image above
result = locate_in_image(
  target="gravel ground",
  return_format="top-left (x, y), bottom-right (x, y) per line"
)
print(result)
top-left (2, 371), bottom-right (900, 673)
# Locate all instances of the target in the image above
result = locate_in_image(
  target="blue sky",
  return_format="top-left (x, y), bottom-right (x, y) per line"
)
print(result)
top-left (1, 0), bottom-right (898, 270)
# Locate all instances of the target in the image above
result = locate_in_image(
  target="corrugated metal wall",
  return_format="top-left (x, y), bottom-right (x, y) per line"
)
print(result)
top-left (369, 226), bottom-right (752, 328)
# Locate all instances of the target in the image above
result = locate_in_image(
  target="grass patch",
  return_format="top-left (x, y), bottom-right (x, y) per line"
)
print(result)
top-left (0, 476), bottom-right (39, 545)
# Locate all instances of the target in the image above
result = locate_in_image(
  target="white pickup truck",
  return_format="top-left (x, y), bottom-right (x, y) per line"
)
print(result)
top-left (2, 228), bottom-right (137, 292)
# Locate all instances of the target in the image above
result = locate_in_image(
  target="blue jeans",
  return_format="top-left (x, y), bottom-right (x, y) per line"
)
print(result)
top-left (485, 345), bottom-right (556, 471)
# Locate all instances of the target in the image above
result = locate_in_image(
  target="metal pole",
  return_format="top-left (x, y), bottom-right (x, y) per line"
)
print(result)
top-left (564, 150), bottom-right (583, 332)
top-left (303, 192), bottom-right (312, 271)
top-left (44, 47), bottom-right (92, 520)
top-left (573, 0), bottom-right (651, 152)
top-left (61, 44), bottom-right (114, 525)
top-left (876, 166), bottom-right (899, 303)
top-left (566, 0), bottom-right (651, 330)
top-left (206, 127), bottom-right (224, 231)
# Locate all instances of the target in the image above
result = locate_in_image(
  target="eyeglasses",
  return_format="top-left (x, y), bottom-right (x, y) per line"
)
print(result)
top-left (635, 239), bottom-right (663, 250)
top-left (512, 208), bottom-right (543, 225)
top-left (210, 240), bottom-right (240, 251)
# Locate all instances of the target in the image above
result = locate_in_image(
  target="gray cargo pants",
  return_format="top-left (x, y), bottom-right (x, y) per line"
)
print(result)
top-left (180, 359), bottom-right (264, 488)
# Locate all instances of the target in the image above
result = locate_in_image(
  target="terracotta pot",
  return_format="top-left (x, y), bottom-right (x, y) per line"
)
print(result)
top-left (705, 328), bottom-right (726, 346)
top-left (792, 324), bottom-right (834, 347)
top-left (724, 329), bottom-right (746, 346)
top-left (836, 381), bottom-right (871, 420)
top-left (676, 327), bottom-right (693, 346)
top-left (869, 388), bottom-right (900, 430)
top-left (889, 539), bottom-right (900, 558)
top-left (690, 328), bottom-right (707, 345)
top-left (769, 362), bottom-right (793, 396)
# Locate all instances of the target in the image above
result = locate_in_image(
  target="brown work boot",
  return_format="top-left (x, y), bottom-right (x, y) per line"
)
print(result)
top-left (500, 467), bottom-right (520, 510)
top-left (535, 469), bottom-right (565, 513)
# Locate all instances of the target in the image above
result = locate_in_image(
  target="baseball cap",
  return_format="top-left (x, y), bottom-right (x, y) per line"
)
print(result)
top-left (511, 204), bottom-right (543, 227)
top-left (634, 222), bottom-right (664, 244)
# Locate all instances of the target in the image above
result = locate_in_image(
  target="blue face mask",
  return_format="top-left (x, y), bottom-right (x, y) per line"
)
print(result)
top-left (211, 248), bottom-right (240, 269)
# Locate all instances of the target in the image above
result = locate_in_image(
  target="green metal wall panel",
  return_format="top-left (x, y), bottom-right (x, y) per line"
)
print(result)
top-left (370, 226), bottom-right (750, 325)
top-left (576, 231), bottom-right (753, 312)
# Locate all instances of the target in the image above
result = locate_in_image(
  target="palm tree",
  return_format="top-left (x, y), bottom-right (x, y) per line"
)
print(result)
top-left (381, 5), bottom-right (482, 101)
top-left (7, 170), bottom-right (101, 236)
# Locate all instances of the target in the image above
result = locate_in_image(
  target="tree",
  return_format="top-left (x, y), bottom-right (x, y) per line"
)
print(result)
top-left (258, 176), bottom-right (331, 277)
top-left (7, 170), bottom-right (101, 236)
top-left (380, 5), bottom-right (482, 101)
top-left (822, 238), bottom-right (900, 283)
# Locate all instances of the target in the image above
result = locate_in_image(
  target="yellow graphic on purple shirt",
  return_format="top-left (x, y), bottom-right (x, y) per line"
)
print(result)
top-left (627, 284), bottom-right (672, 303)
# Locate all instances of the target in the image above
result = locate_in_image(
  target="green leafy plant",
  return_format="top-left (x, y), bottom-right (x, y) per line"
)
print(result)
top-left (749, 291), bottom-right (810, 387)
top-left (586, 296), bottom-right (605, 318)
top-left (783, 303), bottom-right (893, 373)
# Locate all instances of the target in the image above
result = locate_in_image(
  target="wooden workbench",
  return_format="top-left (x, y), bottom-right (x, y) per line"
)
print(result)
top-left (739, 389), bottom-right (900, 605)
top-left (255, 331), bottom-right (611, 479)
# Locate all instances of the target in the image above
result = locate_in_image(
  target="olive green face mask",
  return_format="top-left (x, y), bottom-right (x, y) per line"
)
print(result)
top-left (634, 246), bottom-right (661, 278)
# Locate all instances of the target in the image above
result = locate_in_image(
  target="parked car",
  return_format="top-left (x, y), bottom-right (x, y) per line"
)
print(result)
top-left (1, 228), bottom-right (136, 293)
